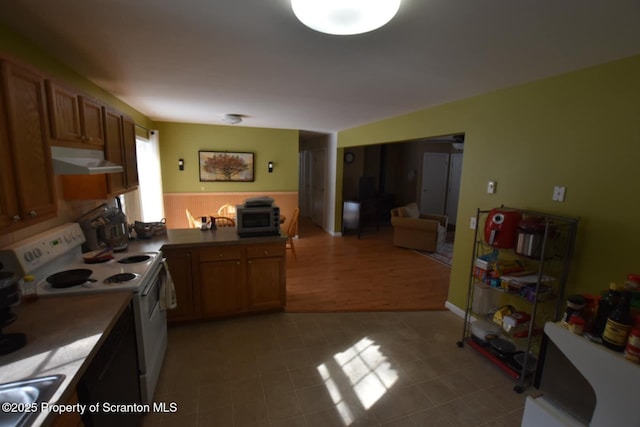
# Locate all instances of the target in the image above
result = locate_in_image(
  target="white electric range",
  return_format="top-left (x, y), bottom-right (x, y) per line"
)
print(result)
top-left (0, 223), bottom-right (168, 405)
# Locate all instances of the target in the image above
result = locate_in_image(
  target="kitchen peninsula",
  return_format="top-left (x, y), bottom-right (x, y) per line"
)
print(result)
top-left (130, 227), bottom-right (287, 323)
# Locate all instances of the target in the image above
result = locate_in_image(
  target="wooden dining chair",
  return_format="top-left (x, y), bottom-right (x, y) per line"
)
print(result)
top-left (286, 208), bottom-right (300, 260)
top-left (213, 216), bottom-right (235, 228)
top-left (217, 203), bottom-right (236, 218)
top-left (185, 209), bottom-right (199, 228)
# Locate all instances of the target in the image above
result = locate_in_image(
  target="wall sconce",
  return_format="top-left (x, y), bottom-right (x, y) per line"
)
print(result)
top-left (178, 158), bottom-right (184, 171)
top-left (268, 161), bottom-right (274, 173)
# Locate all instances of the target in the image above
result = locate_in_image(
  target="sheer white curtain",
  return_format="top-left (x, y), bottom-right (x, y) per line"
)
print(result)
top-left (136, 130), bottom-right (165, 222)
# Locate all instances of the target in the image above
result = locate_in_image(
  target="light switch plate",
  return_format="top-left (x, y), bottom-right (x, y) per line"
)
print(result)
top-left (553, 186), bottom-right (566, 202)
top-left (470, 217), bottom-right (477, 229)
top-left (487, 181), bottom-right (496, 194)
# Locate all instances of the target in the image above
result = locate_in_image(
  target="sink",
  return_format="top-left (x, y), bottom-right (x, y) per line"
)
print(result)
top-left (0, 375), bottom-right (65, 427)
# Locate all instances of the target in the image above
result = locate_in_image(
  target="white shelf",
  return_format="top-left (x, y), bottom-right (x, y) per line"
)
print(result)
top-left (544, 322), bottom-right (640, 427)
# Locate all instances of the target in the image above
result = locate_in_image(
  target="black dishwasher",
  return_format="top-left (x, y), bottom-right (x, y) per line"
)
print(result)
top-left (77, 303), bottom-right (142, 427)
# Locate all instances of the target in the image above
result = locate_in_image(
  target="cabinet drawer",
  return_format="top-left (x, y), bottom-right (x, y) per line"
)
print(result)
top-left (247, 244), bottom-right (285, 259)
top-left (199, 246), bottom-right (243, 261)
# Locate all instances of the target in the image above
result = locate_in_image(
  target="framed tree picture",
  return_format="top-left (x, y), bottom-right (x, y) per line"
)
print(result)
top-left (199, 151), bottom-right (255, 182)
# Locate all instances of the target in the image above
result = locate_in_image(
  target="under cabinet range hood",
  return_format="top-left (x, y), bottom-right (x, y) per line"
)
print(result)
top-left (51, 146), bottom-right (124, 175)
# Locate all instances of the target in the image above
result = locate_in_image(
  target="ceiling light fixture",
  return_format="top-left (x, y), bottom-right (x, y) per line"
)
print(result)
top-left (222, 114), bottom-right (243, 125)
top-left (291, 0), bottom-right (401, 36)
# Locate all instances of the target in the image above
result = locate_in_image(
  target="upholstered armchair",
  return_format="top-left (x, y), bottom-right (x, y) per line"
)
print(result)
top-left (390, 203), bottom-right (448, 252)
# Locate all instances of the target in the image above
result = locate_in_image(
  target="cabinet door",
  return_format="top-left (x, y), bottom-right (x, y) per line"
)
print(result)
top-left (51, 391), bottom-right (83, 427)
top-left (1, 61), bottom-right (56, 227)
top-left (0, 76), bottom-right (19, 228)
top-left (78, 96), bottom-right (104, 146)
top-left (246, 244), bottom-right (286, 311)
top-left (163, 248), bottom-right (196, 322)
top-left (103, 107), bottom-right (126, 193)
top-left (122, 115), bottom-right (139, 188)
top-left (200, 258), bottom-right (245, 317)
top-left (45, 80), bottom-right (83, 143)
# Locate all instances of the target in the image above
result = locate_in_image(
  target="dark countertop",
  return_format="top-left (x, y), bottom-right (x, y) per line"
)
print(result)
top-left (126, 227), bottom-right (287, 253)
top-left (0, 291), bottom-right (132, 426)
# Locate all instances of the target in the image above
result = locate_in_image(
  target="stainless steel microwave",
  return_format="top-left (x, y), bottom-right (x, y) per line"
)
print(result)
top-left (236, 205), bottom-right (280, 237)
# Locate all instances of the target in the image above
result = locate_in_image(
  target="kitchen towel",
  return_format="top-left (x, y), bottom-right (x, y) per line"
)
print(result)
top-left (160, 259), bottom-right (177, 310)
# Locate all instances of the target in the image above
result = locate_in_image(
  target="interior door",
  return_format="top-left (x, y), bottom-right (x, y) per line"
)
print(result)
top-left (420, 153), bottom-right (448, 214)
top-left (445, 153), bottom-right (463, 225)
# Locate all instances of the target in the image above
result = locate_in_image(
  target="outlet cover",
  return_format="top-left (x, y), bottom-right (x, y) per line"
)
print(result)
top-left (470, 217), bottom-right (477, 229)
top-left (553, 186), bottom-right (566, 202)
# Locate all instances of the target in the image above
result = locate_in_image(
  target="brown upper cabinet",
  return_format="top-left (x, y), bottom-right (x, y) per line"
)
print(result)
top-left (46, 80), bottom-right (105, 148)
top-left (61, 109), bottom-right (139, 200)
top-left (122, 115), bottom-right (139, 189)
top-left (0, 60), bottom-right (57, 232)
top-left (104, 106), bottom-right (126, 194)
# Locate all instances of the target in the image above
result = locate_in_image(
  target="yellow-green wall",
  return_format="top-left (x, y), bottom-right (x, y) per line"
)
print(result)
top-left (339, 54), bottom-right (640, 307)
top-left (155, 122), bottom-right (299, 193)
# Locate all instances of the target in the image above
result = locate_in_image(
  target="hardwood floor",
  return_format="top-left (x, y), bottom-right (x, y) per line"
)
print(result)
top-left (285, 217), bottom-right (451, 312)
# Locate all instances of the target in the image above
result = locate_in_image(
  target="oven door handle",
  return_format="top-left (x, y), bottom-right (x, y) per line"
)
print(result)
top-left (142, 262), bottom-right (164, 296)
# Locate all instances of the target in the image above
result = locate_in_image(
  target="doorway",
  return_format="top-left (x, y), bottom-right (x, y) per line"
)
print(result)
top-left (419, 146), bottom-right (463, 227)
top-left (299, 131), bottom-right (329, 230)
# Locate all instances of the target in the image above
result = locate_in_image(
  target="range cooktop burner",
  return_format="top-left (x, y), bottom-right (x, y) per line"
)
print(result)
top-left (118, 255), bottom-right (151, 264)
top-left (48, 269), bottom-right (95, 288)
top-left (103, 273), bottom-right (138, 284)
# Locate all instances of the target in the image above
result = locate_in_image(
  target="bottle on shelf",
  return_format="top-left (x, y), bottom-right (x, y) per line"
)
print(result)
top-left (582, 294), bottom-right (597, 332)
top-left (602, 290), bottom-right (633, 352)
top-left (591, 282), bottom-right (623, 338)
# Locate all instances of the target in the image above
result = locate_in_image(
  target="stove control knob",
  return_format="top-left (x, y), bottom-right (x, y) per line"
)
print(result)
top-left (33, 248), bottom-right (42, 258)
top-left (64, 232), bottom-right (73, 243)
top-left (24, 251), bottom-right (34, 263)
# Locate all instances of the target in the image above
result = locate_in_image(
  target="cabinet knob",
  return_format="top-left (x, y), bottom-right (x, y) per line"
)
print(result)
top-left (28, 210), bottom-right (37, 217)
top-left (12, 215), bottom-right (20, 222)
top-left (264, 250), bottom-right (268, 255)
top-left (237, 261), bottom-right (241, 265)
top-left (247, 260), bottom-right (251, 264)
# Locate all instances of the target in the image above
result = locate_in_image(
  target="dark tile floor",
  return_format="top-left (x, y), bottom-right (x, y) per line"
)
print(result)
top-left (144, 311), bottom-right (530, 426)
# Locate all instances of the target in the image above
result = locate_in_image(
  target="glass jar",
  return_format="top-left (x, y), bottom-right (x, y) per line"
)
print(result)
top-left (563, 294), bottom-right (586, 323)
top-left (21, 275), bottom-right (37, 302)
top-left (569, 315), bottom-right (585, 335)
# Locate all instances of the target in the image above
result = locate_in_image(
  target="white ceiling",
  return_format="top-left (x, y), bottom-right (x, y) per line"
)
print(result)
top-left (2, 0), bottom-right (640, 133)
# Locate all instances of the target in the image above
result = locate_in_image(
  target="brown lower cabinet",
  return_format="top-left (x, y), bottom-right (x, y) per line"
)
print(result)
top-left (165, 241), bottom-right (285, 323)
top-left (51, 391), bottom-right (83, 427)
top-left (162, 247), bottom-right (196, 322)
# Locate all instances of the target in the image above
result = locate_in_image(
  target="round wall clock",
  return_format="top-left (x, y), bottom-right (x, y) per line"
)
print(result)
top-left (344, 151), bottom-right (355, 164)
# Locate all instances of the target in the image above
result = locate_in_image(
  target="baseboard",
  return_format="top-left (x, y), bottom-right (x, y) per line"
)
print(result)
top-left (445, 301), bottom-right (467, 320)
top-left (445, 300), bottom-right (480, 323)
